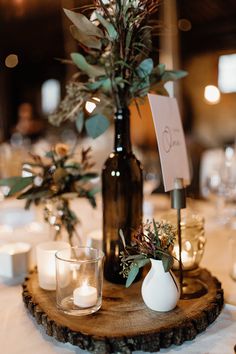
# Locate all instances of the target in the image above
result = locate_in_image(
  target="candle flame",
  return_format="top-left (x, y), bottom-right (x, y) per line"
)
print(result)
top-left (82, 279), bottom-right (89, 288)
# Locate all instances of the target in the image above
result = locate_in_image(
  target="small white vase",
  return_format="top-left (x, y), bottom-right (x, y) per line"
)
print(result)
top-left (141, 259), bottom-right (180, 312)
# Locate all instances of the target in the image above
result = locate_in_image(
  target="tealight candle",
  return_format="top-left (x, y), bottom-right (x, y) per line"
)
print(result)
top-left (173, 245), bottom-right (193, 269)
top-left (56, 247), bottom-right (104, 315)
top-left (73, 281), bottom-right (97, 308)
top-left (36, 241), bottom-right (70, 291)
top-left (0, 242), bottom-right (31, 278)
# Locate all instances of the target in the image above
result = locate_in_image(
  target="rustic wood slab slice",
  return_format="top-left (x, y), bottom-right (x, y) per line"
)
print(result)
top-left (22, 268), bottom-right (224, 354)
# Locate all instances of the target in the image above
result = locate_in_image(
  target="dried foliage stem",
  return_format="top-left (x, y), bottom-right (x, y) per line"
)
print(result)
top-left (49, 0), bottom-right (187, 138)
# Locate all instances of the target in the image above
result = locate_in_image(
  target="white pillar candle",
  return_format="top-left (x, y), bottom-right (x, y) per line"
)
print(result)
top-left (73, 281), bottom-right (97, 308)
top-left (0, 242), bottom-right (31, 278)
top-left (36, 241), bottom-right (70, 291)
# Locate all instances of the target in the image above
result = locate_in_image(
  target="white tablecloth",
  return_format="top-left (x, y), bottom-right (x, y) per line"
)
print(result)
top-left (0, 196), bottom-right (236, 354)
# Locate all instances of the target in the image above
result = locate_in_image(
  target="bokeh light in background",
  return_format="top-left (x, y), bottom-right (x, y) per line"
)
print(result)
top-left (204, 85), bottom-right (221, 104)
top-left (178, 18), bottom-right (192, 32)
top-left (5, 54), bottom-right (18, 68)
top-left (218, 53), bottom-right (236, 93)
top-left (41, 79), bottom-right (61, 115)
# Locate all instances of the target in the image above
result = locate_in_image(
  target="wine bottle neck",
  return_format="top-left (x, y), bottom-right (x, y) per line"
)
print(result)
top-left (114, 108), bottom-right (132, 153)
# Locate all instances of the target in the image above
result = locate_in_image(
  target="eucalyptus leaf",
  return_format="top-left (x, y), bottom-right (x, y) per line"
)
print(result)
top-left (88, 197), bottom-right (96, 208)
top-left (136, 58), bottom-right (153, 78)
top-left (63, 9), bottom-right (104, 38)
top-left (71, 53), bottom-right (105, 78)
top-left (162, 255), bottom-right (173, 272)
top-left (64, 163), bottom-right (81, 170)
top-left (161, 70), bottom-right (187, 83)
top-left (152, 64), bottom-right (166, 76)
top-left (75, 111), bottom-right (84, 133)
top-left (166, 70), bottom-right (188, 80)
top-left (25, 199), bottom-right (32, 210)
top-left (85, 114), bottom-right (110, 138)
top-left (0, 176), bottom-right (34, 196)
top-left (17, 189), bottom-right (54, 200)
top-left (136, 258), bottom-right (150, 268)
top-left (87, 186), bottom-right (100, 197)
top-left (124, 254), bottom-right (147, 261)
top-left (86, 81), bottom-right (103, 91)
top-left (79, 173), bottom-right (99, 182)
top-left (126, 264), bottom-right (139, 287)
top-left (70, 25), bottom-right (102, 50)
top-left (0, 177), bottom-right (13, 187)
top-left (100, 78), bottom-right (112, 92)
top-left (95, 12), bottom-right (118, 40)
top-left (87, 77), bottom-right (123, 93)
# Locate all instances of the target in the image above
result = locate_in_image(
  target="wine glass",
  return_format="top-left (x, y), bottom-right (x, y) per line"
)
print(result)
top-left (143, 168), bottom-right (161, 196)
top-left (202, 145), bottom-right (236, 224)
top-left (142, 151), bottom-right (161, 197)
top-left (142, 152), bottom-right (161, 220)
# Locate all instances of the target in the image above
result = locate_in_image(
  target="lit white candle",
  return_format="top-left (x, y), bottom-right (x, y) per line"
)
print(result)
top-left (0, 242), bottom-right (31, 278)
top-left (73, 280), bottom-right (97, 308)
top-left (36, 241), bottom-right (70, 291)
top-left (173, 245), bottom-right (193, 269)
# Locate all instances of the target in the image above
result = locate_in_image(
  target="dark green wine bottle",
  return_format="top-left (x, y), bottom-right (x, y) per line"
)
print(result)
top-left (102, 107), bottom-right (143, 284)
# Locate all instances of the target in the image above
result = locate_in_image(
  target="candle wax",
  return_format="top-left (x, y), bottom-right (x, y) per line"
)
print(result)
top-left (73, 284), bottom-right (97, 308)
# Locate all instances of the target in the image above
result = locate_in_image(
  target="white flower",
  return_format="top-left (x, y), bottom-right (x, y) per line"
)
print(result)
top-left (34, 176), bottom-right (43, 187)
top-left (22, 164), bottom-right (33, 178)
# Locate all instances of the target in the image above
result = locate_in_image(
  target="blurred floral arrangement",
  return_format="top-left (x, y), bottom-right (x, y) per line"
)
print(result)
top-left (49, 0), bottom-right (187, 138)
top-left (120, 219), bottom-right (176, 286)
top-left (0, 143), bottom-right (98, 244)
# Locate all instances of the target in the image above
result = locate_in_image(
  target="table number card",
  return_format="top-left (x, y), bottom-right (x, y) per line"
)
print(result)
top-left (148, 94), bottom-right (190, 191)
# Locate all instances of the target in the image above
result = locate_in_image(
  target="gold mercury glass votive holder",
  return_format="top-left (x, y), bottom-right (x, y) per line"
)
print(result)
top-left (55, 247), bottom-right (104, 316)
top-left (161, 210), bottom-right (206, 271)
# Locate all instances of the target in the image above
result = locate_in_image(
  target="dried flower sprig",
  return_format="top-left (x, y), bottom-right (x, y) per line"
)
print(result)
top-left (49, 0), bottom-right (187, 138)
top-left (0, 144), bottom-right (99, 244)
top-left (120, 219), bottom-right (176, 287)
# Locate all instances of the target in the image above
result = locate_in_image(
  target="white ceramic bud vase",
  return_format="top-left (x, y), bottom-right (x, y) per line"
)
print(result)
top-left (141, 259), bottom-right (180, 312)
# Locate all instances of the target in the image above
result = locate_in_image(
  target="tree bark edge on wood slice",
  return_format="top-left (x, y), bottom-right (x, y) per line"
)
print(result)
top-left (22, 268), bottom-right (224, 354)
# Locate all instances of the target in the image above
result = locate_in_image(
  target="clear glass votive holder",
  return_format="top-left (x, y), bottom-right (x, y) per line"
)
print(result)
top-left (56, 247), bottom-right (104, 316)
top-left (36, 241), bottom-right (70, 291)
